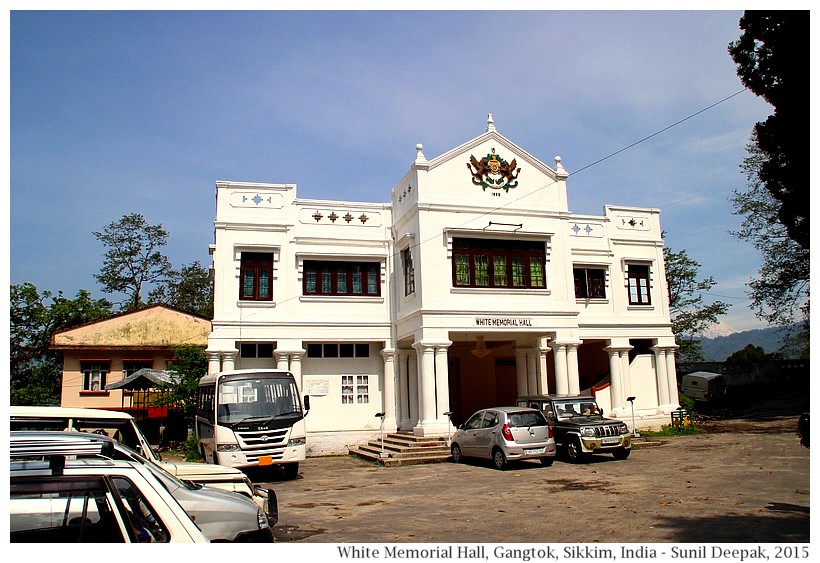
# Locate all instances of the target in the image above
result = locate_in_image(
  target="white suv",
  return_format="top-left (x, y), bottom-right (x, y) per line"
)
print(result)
top-left (12, 431), bottom-right (276, 542)
top-left (10, 406), bottom-right (276, 522)
top-left (10, 434), bottom-right (209, 543)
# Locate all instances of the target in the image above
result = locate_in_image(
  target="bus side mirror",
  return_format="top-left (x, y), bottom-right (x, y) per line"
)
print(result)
top-left (303, 395), bottom-right (311, 413)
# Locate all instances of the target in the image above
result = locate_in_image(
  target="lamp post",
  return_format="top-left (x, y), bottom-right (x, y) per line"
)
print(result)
top-left (374, 412), bottom-right (388, 458)
top-left (626, 396), bottom-right (638, 437)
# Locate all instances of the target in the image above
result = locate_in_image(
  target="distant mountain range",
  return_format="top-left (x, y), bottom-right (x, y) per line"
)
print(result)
top-left (699, 325), bottom-right (795, 361)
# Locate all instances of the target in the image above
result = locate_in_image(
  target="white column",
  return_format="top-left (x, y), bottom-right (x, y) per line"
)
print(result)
top-left (515, 348), bottom-right (528, 396)
top-left (407, 349), bottom-right (419, 427)
top-left (652, 346), bottom-right (670, 406)
top-left (289, 350), bottom-right (304, 399)
top-left (396, 350), bottom-right (409, 429)
top-left (206, 351), bottom-right (222, 374)
top-left (526, 350), bottom-right (538, 396)
top-left (221, 350), bottom-right (237, 372)
top-left (620, 350), bottom-right (633, 400)
top-left (566, 342), bottom-right (581, 395)
top-left (537, 342), bottom-right (550, 395)
top-left (606, 347), bottom-right (624, 411)
top-left (551, 343), bottom-right (569, 395)
top-left (666, 348), bottom-right (679, 407)
top-left (413, 342), bottom-right (437, 435)
top-left (381, 348), bottom-right (398, 431)
top-left (275, 351), bottom-right (289, 371)
top-left (434, 342), bottom-right (452, 425)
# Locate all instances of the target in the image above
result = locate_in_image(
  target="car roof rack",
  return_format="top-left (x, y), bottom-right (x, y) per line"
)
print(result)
top-left (10, 434), bottom-right (116, 475)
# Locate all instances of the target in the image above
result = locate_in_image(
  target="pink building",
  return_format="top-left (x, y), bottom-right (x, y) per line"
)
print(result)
top-left (52, 305), bottom-right (211, 443)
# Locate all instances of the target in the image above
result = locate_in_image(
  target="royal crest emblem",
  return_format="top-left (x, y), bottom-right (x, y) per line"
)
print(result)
top-left (467, 148), bottom-right (520, 191)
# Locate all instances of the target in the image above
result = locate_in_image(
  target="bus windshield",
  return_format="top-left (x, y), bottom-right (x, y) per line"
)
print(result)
top-left (217, 376), bottom-right (303, 425)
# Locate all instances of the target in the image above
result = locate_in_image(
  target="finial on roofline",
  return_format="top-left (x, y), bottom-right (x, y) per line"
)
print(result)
top-left (486, 113), bottom-right (496, 133)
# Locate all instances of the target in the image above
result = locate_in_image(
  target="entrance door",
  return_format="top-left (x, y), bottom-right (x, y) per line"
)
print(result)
top-left (495, 358), bottom-right (518, 406)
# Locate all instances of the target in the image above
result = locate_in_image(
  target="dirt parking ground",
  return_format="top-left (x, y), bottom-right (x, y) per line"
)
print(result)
top-left (258, 394), bottom-right (810, 544)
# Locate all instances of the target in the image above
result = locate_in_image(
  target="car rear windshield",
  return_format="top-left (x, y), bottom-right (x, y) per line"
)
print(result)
top-left (508, 411), bottom-right (547, 428)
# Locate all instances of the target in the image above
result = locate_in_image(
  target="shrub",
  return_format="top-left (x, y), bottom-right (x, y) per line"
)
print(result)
top-left (184, 433), bottom-right (204, 462)
top-left (678, 391), bottom-right (695, 412)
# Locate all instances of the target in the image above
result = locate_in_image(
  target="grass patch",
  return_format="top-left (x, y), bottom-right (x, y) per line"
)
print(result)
top-left (640, 424), bottom-right (705, 437)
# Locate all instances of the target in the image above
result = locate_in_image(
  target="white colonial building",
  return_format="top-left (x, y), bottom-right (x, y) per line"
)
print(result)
top-left (206, 116), bottom-right (679, 455)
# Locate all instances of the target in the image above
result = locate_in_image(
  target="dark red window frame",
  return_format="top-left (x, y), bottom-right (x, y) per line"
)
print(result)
top-left (239, 252), bottom-right (273, 301)
top-left (451, 238), bottom-right (546, 289)
top-left (627, 264), bottom-right (651, 305)
top-left (573, 267), bottom-right (606, 299)
top-left (303, 260), bottom-right (381, 296)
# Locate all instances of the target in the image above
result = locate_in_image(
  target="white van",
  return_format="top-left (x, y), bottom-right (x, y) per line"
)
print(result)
top-left (680, 371), bottom-right (727, 403)
top-left (11, 433), bottom-right (209, 543)
top-left (9, 406), bottom-right (276, 522)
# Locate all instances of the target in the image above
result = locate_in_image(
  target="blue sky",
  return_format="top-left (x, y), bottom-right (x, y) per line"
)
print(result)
top-left (9, 9), bottom-right (776, 331)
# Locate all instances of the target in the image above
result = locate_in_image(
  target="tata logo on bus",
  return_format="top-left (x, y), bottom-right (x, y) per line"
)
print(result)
top-left (475, 317), bottom-right (533, 327)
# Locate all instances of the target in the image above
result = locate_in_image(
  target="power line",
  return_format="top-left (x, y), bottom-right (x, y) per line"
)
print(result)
top-left (570, 89), bottom-right (748, 177)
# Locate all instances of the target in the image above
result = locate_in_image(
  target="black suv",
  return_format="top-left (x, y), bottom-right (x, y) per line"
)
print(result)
top-left (516, 394), bottom-right (632, 462)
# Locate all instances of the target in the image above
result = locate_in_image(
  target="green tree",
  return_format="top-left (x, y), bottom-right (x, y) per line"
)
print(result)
top-left (10, 283), bottom-right (112, 405)
top-left (148, 260), bottom-right (214, 319)
top-left (94, 213), bottom-right (172, 311)
top-left (664, 245), bottom-right (730, 362)
top-left (725, 344), bottom-right (767, 364)
top-left (730, 134), bottom-right (809, 356)
top-left (153, 345), bottom-right (208, 429)
top-left (729, 11), bottom-right (809, 249)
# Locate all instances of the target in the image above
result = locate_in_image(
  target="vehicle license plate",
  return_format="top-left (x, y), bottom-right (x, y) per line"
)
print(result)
top-left (525, 447), bottom-right (546, 454)
top-left (258, 456), bottom-right (273, 466)
top-left (602, 438), bottom-right (619, 445)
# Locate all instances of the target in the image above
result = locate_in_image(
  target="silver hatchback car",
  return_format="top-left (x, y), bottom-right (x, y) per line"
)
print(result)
top-left (450, 407), bottom-right (556, 470)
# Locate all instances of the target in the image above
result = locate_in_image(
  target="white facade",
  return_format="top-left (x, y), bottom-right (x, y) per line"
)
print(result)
top-left (207, 116), bottom-right (679, 455)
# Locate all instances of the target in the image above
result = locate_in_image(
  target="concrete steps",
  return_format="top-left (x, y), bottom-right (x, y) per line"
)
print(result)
top-left (349, 432), bottom-right (451, 466)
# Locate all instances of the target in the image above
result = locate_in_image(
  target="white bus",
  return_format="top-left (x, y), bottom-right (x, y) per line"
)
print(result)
top-left (196, 369), bottom-right (310, 478)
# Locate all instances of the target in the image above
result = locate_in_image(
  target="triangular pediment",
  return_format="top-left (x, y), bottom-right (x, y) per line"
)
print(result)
top-left (427, 128), bottom-right (559, 181)
top-left (407, 116), bottom-right (569, 213)
top-left (51, 305), bottom-right (210, 349)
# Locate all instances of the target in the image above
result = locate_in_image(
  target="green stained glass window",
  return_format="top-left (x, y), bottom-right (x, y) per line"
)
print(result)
top-left (352, 265), bottom-right (362, 293)
top-left (243, 268), bottom-right (255, 297)
top-left (512, 257), bottom-right (525, 286)
top-left (493, 256), bottom-right (507, 286)
top-left (306, 266), bottom-right (317, 293)
top-left (475, 255), bottom-right (489, 286)
top-left (529, 258), bottom-right (545, 288)
top-left (367, 265), bottom-right (378, 294)
top-left (336, 265), bottom-right (347, 293)
top-left (451, 238), bottom-right (548, 290)
top-left (455, 254), bottom-right (471, 286)
top-left (322, 267), bottom-right (332, 293)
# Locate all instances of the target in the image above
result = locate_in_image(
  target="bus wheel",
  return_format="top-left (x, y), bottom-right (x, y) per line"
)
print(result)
top-left (283, 463), bottom-right (299, 480)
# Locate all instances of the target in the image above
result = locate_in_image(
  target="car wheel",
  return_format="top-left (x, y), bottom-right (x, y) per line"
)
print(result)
top-left (540, 457), bottom-right (554, 467)
top-left (492, 448), bottom-right (507, 470)
top-left (566, 437), bottom-right (588, 463)
top-left (612, 447), bottom-right (631, 460)
top-left (282, 462), bottom-right (299, 480)
top-left (451, 443), bottom-right (464, 464)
